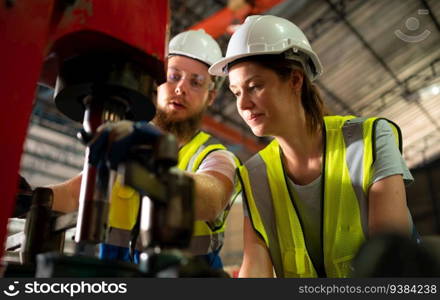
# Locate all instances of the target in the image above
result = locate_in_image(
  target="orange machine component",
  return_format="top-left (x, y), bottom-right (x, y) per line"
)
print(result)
top-left (190, 0), bottom-right (285, 38)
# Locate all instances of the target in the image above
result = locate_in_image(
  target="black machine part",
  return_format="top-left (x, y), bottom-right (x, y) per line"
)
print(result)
top-left (20, 188), bottom-right (65, 264)
top-left (54, 53), bottom-right (157, 123)
top-left (352, 233), bottom-right (440, 277)
top-left (54, 53), bottom-right (158, 247)
top-left (12, 175), bottom-right (33, 218)
top-left (121, 139), bottom-right (195, 250)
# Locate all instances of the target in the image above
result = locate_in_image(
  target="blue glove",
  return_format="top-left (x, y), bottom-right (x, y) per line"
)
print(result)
top-left (88, 128), bottom-right (110, 167)
top-left (88, 121), bottom-right (163, 170)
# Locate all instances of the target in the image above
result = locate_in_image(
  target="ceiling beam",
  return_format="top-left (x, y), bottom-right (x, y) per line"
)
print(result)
top-left (325, 0), bottom-right (405, 89)
top-left (202, 115), bottom-right (265, 153)
top-left (189, 0), bottom-right (285, 38)
top-left (421, 0), bottom-right (440, 33)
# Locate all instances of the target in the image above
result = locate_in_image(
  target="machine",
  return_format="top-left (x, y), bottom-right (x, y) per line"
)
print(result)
top-left (0, 0), bottom-right (215, 277)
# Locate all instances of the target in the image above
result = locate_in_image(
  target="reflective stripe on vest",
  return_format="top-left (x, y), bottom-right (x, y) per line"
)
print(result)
top-left (178, 131), bottom-right (240, 255)
top-left (239, 116), bottom-right (401, 277)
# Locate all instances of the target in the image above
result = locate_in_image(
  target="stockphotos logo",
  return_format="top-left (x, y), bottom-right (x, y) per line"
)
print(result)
top-left (2, 281), bottom-right (127, 297)
top-left (395, 9), bottom-right (431, 43)
top-left (3, 281), bottom-right (20, 297)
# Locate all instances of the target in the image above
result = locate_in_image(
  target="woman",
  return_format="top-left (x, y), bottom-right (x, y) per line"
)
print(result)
top-left (209, 15), bottom-right (414, 278)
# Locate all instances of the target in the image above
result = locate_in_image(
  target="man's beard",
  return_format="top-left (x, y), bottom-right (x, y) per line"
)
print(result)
top-left (152, 107), bottom-right (206, 144)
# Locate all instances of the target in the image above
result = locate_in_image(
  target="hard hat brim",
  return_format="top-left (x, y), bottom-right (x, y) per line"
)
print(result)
top-left (209, 49), bottom-right (323, 81)
top-left (208, 51), bottom-right (276, 77)
top-left (169, 52), bottom-right (212, 67)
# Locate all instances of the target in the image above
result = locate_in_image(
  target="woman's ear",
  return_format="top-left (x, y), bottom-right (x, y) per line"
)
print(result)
top-left (290, 69), bottom-right (304, 93)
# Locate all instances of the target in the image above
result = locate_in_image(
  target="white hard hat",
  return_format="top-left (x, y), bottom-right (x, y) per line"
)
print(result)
top-left (169, 29), bottom-right (223, 67)
top-left (209, 15), bottom-right (323, 81)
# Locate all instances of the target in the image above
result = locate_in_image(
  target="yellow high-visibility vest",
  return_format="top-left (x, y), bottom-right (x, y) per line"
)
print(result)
top-left (108, 131), bottom-right (241, 255)
top-left (238, 116), bottom-right (401, 277)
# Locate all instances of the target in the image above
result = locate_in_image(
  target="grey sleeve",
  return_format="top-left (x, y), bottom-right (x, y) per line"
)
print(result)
top-left (372, 119), bottom-right (414, 186)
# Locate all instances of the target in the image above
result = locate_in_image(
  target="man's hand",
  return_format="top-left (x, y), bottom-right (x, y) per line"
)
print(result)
top-left (50, 122), bottom-right (164, 213)
top-left (88, 121), bottom-right (163, 170)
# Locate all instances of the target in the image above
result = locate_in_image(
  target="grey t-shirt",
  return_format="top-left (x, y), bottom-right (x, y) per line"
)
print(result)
top-left (243, 119), bottom-right (414, 272)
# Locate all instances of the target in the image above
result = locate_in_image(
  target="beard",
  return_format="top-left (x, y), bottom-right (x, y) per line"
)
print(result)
top-left (152, 106), bottom-right (206, 144)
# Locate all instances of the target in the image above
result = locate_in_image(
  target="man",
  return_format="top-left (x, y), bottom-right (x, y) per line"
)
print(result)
top-left (50, 29), bottom-right (239, 269)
